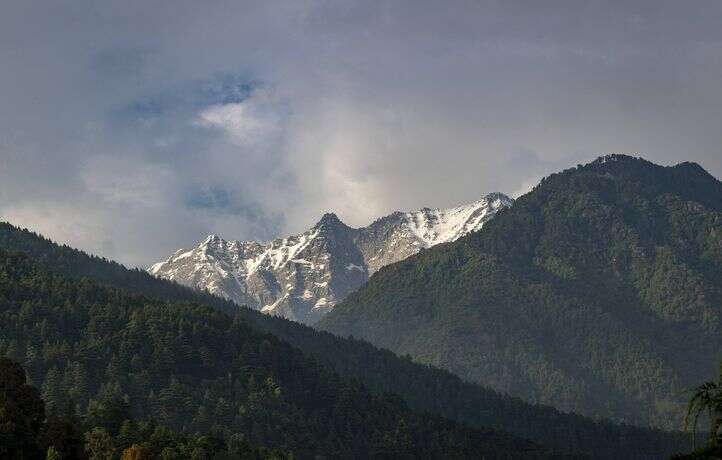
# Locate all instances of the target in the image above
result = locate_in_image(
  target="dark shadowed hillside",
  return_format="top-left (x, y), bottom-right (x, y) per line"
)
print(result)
top-left (319, 155), bottom-right (722, 430)
top-left (0, 249), bottom-right (541, 459)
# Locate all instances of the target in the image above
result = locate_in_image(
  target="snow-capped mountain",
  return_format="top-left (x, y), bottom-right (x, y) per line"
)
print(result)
top-left (149, 193), bottom-right (512, 324)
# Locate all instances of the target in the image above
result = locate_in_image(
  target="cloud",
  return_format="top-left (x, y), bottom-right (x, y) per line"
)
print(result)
top-left (80, 155), bottom-right (177, 208)
top-left (1, 0), bottom-right (722, 266)
top-left (196, 95), bottom-right (283, 148)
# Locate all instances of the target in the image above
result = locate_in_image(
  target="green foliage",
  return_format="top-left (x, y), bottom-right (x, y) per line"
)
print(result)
top-left (319, 155), bottom-right (722, 433)
top-left (0, 214), bottom-right (692, 459)
top-left (684, 362), bottom-right (722, 449)
top-left (0, 250), bottom-right (540, 459)
top-left (251, 312), bottom-right (690, 459)
top-left (85, 428), bottom-right (115, 460)
top-left (674, 361), bottom-right (722, 459)
top-left (0, 222), bottom-right (236, 316)
top-left (535, 255), bottom-right (576, 280)
top-left (0, 357), bottom-right (284, 459)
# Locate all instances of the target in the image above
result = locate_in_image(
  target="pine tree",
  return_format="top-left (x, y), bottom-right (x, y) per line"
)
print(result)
top-left (42, 367), bottom-right (63, 415)
top-left (84, 427), bottom-right (114, 460)
top-left (46, 446), bottom-right (61, 460)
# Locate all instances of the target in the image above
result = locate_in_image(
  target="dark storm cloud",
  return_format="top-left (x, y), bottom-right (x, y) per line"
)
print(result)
top-left (1, 0), bottom-right (721, 266)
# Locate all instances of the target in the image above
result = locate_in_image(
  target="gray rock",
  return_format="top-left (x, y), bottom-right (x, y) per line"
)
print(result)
top-left (148, 193), bottom-right (512, 324)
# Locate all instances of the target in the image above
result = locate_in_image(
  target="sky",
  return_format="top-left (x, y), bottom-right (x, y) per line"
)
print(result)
top-left (1, 0), bottom-right (722, 267)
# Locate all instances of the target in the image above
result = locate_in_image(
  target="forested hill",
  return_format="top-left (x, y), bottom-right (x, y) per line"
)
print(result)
top-left (319, 155), bottom-right (722, 429)
top-left (0, 222), bottom-right (237, 314)
top-left (0, 219), bottom-right (690, 458)
top-left (0, 249), bottom-right (544, 459)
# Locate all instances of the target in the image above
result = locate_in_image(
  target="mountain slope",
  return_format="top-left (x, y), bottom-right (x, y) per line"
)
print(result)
top-left (0, 248), bottom-right (544, 459)
top-left (148, 193), bottom-right (512, 323)
top-left (0, 220), bottom-right (691, 458)
top-left (319, 155), bottom-right (722, 429)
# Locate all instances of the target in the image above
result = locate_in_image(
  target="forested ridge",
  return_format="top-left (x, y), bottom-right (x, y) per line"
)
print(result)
top-left (0, 249), bottom-right (542, 459)
top-left (0, 219), bottom-right (691, 458)
top-left (0, 223), bottom-right (238, 315)
top-left (319, 155), bottom-right (722, 431)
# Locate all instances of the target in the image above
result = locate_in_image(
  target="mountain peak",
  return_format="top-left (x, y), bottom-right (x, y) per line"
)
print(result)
top-left (149, 195), bottom-right (510, 323)
top-left (202, 233), bottom-right (224, 245)
top-left (315, 212), bottom-right (344, 228)
top-left (592, 153), bottom-right (639, 164)
top-left (583, 154), bottom-right (656, 173)
top-left (483, 192), bottom-right (513, 204)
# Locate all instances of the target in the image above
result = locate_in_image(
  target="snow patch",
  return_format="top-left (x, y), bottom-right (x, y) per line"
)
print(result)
top-left (148, 192), bottom-right (511, 323)
top-left (262, 293), bottom-right (288, 312)
top-left (313, 297), bottom-right (331, 309)
top-left (401, 193), bottom-right (512, 247)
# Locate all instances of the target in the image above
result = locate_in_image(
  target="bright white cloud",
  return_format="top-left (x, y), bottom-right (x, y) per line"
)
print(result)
top-left (195, 91), bottom-right (283, 147)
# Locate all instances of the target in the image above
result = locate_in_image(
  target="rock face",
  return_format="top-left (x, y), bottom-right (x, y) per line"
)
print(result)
top-left (148, 193), bottom-right (512, 323)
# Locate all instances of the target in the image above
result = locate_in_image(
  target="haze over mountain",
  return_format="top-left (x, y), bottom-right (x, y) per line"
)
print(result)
top-left (319, 155), bottom-right (722, 430)
top-left (149, 193), bottom-right (512, 323)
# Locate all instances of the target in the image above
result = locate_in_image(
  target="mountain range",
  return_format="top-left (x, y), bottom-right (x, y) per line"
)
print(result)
top-left (318, 155), bottom-right (722, 430)
top-left (0, 218), bottom-right (690, 458)
top-left (149, 193), bottom-right (512, 323)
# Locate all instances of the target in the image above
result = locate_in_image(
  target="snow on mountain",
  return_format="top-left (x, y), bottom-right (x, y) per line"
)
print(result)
top-left (148, 192), bottom-right (512, 324)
